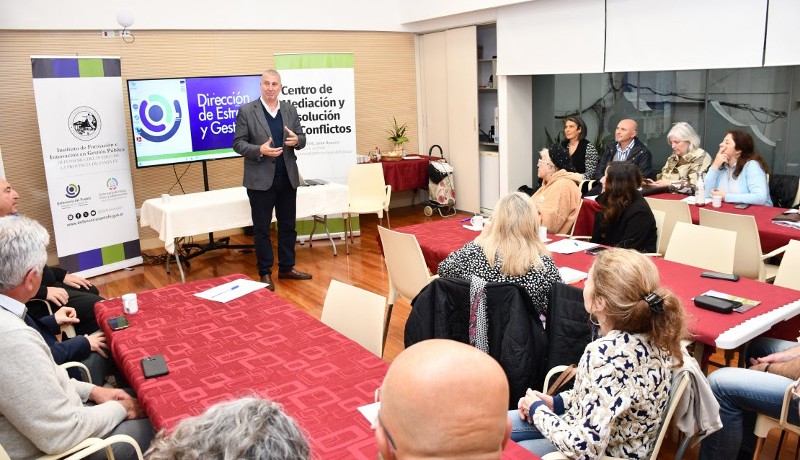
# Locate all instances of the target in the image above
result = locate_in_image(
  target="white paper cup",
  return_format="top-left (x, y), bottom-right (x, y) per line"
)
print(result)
top-left (712, 196), bottom-right (722, 208)
top-left (470, 215), bottom-right (484, 229)
top-left (539, 226), bottom-right (548, 241)
top-left (122, 293), bottom-right (138, 315)
top-left (161, 194), bottom-right (170, 203)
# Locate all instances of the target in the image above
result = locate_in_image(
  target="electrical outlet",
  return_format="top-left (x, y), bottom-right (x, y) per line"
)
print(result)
top-left (101, 30), bottom-right (116, 38)
top-left (120, 30), bottom-right (133, 38)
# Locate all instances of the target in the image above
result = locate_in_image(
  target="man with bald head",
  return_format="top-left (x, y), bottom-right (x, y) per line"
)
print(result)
top-left (593, 118), bottom-right (653, 182)
top-left (375, 339), bottom-right (511, 459)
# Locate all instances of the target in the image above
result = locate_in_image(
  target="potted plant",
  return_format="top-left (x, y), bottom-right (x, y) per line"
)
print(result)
top-left (386, 117), bottom-right (409, 157)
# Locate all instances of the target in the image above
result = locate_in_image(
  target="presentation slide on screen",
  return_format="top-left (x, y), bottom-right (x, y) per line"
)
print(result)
top-left (128, 75), bottom-right (261, 167)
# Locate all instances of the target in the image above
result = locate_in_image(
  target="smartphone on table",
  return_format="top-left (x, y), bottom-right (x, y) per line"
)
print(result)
top-left (141, 354), bottom-right (169, 378)
top-left (107, 315), bottom-right (130, 331)
top-left (734, 203), bottom-right (751, 209)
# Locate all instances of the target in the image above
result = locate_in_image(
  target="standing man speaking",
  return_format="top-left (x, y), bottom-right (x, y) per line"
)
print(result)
top-left (233, 69), bottom-right (312, 291)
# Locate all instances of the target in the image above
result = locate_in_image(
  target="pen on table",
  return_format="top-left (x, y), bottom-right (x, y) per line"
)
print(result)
top-left (461, 217), bottom-right (472, 222)
top-left (212, 284), bottom-right (239, 298)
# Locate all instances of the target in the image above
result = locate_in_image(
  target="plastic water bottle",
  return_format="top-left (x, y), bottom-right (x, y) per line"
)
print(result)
top-left (695, 173), bottom-right (706, 207)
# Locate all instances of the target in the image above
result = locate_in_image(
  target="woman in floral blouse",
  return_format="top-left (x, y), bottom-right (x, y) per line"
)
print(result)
top-left (509, 248), bottom-right (688, 459)
top-left (437, 192), bottom-right (561, 314)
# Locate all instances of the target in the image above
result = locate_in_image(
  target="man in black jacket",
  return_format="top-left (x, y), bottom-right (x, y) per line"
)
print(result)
top-left (594, 119), bottom-right (653, 181)
top-left (0, 177), bottom-right (101, 334)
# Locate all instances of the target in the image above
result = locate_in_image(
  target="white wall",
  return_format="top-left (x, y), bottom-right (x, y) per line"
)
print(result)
top-left (497, 0), bottom-right (605, 75)
top-left (0, 0), bottom-right (405, 31)
top-left (606, 0), bottom-right (766, 71)
top-left (493, 0), bottom-right (799, 76)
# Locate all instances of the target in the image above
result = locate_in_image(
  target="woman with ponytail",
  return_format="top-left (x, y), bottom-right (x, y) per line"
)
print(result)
top-left (508, 248), bottom-right (689, 459)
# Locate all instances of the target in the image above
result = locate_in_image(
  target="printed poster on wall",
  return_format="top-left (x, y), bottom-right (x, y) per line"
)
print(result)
top-left (275, 53), bottom-right (356, 185)
top-left (31, 56), bottom-right (142, 277)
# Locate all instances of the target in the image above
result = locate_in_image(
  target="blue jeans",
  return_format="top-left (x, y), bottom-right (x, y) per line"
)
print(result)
top-left (699, 338), bottom-right (800, 460)
top-left (507, 410), bottom-right (559, 456)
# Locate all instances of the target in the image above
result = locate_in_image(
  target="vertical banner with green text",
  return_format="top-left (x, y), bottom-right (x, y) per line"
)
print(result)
top-left (31, 56), bottom-right (142, 277)
top-left (274, 53), bottom-right (356, 184)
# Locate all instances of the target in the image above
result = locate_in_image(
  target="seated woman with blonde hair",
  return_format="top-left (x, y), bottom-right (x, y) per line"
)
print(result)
top-left (510, 248), bottom-right (689, 458)
top-left (530, 144), bottom-right (583, 234)
top-left (438, 192), bottom-right (562, 314)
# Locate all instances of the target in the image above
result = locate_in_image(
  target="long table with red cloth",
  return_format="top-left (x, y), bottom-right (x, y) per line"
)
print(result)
top-left (647, 192), bottom-right (799, 253)
top-left (394, 218), bottom-right (800, 351)
top-left (364, 156), bottom-right (431, 192)
top-left (95, 274), bottom-right (537, 459)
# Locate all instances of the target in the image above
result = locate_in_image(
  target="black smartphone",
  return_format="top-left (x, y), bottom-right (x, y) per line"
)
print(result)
top-left (734, 203), bottom-right (751, 209)
top-left (141, 355), bottom-right (169, 379)
top-left (107, 316), bottom-right (130, 331)
top-left (585, 246), bottom-right (607, 255)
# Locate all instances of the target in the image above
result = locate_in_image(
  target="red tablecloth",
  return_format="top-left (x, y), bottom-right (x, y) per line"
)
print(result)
top-left (394, 219), bottom-right (800, 349)
top-left (647, 192), bottom-right (799, 253)
top-left (369, 156), bottom-right (431, 192)
top-left (96, 274), bottom-right (536, 459)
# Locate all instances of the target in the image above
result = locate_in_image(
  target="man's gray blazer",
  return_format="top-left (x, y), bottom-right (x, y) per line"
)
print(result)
top-left (232, 99), bottom-right (306, 190)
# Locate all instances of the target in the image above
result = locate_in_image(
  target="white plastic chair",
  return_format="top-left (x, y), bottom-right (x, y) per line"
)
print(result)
top-left (644, 198), bottom-right (692, 256)
top-left (643, 209), bottom-right (666, 257)
top-left (752, 379), bottom-right (800, 459)
top-left (773, 239), bottom-right (800, 290)
top-left (344, 163), bottom-right (392, 248)
top-left (664, 222), bottom-right (736, 274)
top-left (1, 434), bottom-right (144, 460)
top-left (377, 226), bottom-right (438, 353)
top-left (321, 280), bottom-right (387, 358)
top-left (699, 208), bottom-right (786, 281)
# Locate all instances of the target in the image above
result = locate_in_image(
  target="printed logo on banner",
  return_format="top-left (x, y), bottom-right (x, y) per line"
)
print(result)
top-left (106, 178), bottom-right (119, 191)
top-left (135, 94), bottom-right (183, 143)
top-left (68, 106), bottom-right (102, 141)
top-left (65, 183), bottom-right (81, 198)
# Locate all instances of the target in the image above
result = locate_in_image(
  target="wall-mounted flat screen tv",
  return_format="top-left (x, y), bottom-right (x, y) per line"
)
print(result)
top-left (127, 74), bottom-right (261, 168)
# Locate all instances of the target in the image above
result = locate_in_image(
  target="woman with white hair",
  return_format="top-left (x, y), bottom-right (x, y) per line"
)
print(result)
top-left (144, 396), bottom-right (309, 460)
top-left (647, 122), bottom-right (712, 193)
top-left (437, 192), bottom-right (562, 314)
top-left (530, 144), bottom-right (583, 234)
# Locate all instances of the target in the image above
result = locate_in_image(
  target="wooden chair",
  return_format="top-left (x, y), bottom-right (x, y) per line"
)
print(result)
top-left (1, 435), bottom-right (144, 460)
top-left (773, 239), bottom-right (800, 290)
top-left (377, 226), bottom-right (437, 353)
top-left (541, 370), bottom-right (691, 460)
top-left (663, 222), bottom-right (736, 273)
top-left (321, 280), bottom-right (386, 358)
top-left (644, 198), bottom-right (692, 257)
top-left (344, 163), bottom-right (392, 250)
top-left (699, 208), bottom-right (786, 281)
top-left (752, 379), bottom-right (800, 460)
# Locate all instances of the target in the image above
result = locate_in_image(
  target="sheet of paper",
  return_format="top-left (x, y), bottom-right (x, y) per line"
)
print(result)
top-left (358, 401), bottom-right (380, 426)
top-left (403, 155), bottom-right (422, 160)
top-left (681, 196), bottom-right (713, 205)
top-left (194, 278), bottom-right (267, 303)
top-left (559, 266), bottom-right (588, 284)
top-left (546, 239), bottom-right (598, 254)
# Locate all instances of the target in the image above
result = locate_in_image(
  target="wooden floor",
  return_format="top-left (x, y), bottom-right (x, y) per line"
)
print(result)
top-left (91, 203), bottom-right (794, 460)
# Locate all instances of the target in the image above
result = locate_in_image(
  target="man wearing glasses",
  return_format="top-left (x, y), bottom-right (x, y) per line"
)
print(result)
top-left (374, 339), bottom-right (511, 459)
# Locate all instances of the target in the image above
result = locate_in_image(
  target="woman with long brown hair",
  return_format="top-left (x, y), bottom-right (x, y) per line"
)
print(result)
top-left (706, 130), bottom-right (772, 206)
top-left (510, 248), bottom-right (689, 458)
top-left (591, 161), bottom-right (657, 253)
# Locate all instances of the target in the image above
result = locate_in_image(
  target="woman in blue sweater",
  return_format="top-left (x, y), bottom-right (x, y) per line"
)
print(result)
top-left (706, 130), bottom-right (772, 206)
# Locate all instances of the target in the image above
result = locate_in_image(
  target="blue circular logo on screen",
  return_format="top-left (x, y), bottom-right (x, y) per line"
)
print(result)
top-left (135, 94), bottom-right (183, 143)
